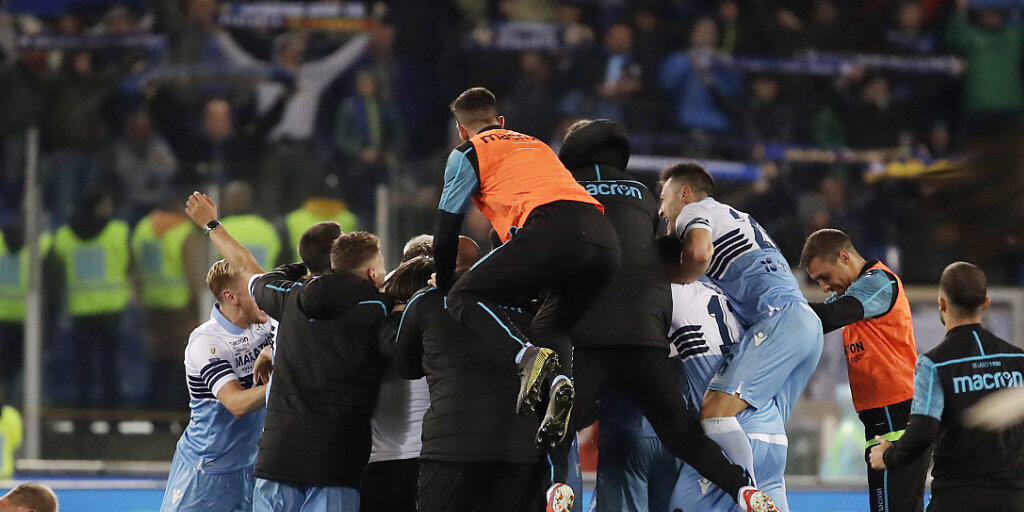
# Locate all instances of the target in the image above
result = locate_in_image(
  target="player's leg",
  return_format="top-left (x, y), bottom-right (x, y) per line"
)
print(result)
top-left (750, 439), bottom-right (790, 512)
top-left (158, 452), bottom-right (201, 512)
top-left (299, 486), bottom-right (360, 512)
top-left (666, 463), bottom-right (737, 512)
top-left (360, 459), bottom-right (418, 512)
top-left (647, 438), bottom-right (684, 512)
top-left (594, 435), bottom-right (655, 512)
top-left (445, 224), bottom-right (570, 414)
top-left (490, 461), bottom-right (548, 512)
top-left (417, 460), bottom-right (481, 512)
top-left (703, 303), bottom-right (824, 475)
top-left (252, 478), bottom-right (304, 512)
top-left (612, 347), bottom-right (755, 504)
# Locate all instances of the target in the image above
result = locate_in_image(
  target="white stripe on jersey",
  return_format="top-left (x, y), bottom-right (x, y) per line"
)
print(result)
top-left (184, 306), bottom-right (276, 400)
top-left (668, 281), bottom-right (741, 362)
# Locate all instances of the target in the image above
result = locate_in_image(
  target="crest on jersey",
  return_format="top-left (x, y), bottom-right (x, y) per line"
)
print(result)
top-left (699, 477), bottom-right (711, 495)
top-left (210, 346), bottom-right (217, 355)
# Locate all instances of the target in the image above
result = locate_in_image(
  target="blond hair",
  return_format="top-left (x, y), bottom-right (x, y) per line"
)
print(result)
top-left (207, 260), bottom-right (242, 302)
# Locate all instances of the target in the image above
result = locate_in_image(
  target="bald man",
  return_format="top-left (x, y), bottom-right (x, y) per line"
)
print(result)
top-left (0, 483), bottom-right (59, 512)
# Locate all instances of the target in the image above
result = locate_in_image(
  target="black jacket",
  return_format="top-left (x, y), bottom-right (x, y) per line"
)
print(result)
top-left (558, 120), bottom-right (671, 349)
top-left (251, 264), bottom-right (392, 487)
top-left (384, 288), bottom-right (541, 464)
top-left (884, 325), bottom-right (1024, 491)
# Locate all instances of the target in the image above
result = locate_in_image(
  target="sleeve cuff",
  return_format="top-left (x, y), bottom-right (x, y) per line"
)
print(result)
top-left (210, 374), bottom-right (239, 397)
top-left (248, 273), bottom-right (266, 297)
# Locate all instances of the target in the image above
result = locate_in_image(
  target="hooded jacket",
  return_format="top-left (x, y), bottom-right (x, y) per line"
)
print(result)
top-left (558, 120), bottom-right (671, 349)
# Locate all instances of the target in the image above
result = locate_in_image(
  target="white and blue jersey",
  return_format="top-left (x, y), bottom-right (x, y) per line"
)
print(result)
top-left (159, 306), bottom-right (275, 512)
top-left (676, 197), bottom-right (823, 423)
top-left (674, 197), bottom-right (806, 327)
top-left (669, 282), bottom-right (786, 436)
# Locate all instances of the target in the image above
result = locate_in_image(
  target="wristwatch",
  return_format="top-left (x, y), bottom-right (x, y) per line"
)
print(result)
top-left (204, 219), bottom-right (222, 233)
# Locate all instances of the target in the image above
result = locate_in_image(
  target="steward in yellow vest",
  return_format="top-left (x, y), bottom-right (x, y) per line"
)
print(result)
top-left (0, 226), bottom-right (51, 403)
top-left (52, 191), bottom-right (129, 406)
top-left (285, 198), bottom-right (358, 260)
top-left (131, 206), bottom-right (205, 408)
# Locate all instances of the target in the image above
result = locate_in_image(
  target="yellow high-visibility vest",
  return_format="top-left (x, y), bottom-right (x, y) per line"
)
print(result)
top-left (220, 214), bottom-right (281, 270)
top-left (53, 221), bottom-right (131, 316)
top-left (132, 215), bottom-right (195, 309)
top-left (285, 205), bottom-right (358, 253)
top-left (0, 405), bottom-right (22, 479)
top-left (0, 232), bottom-right (51, 323)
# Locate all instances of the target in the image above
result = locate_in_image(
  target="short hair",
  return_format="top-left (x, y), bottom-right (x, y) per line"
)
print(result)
top-left (450, 87), bottom-right (500, 127)
top-left (564, 118), bottom-right (593, 140)
top-left (330, 231), bottom-right (382, 272)
top-left (207, 260), bottom-right (241, 302)
top-left (799, 229), bottom-right (857, 268)
top-left (940, 262), bottom-right (988, 313)
top-left (383, 256), bottom-right (434, 302)
top-left (455, 236), bottom-right (482, 271)
top-left (659, 162), bottom-right (716, 197)
top-left (3, 482), bottom-right (59, 512)
top-left (299, 222), bottom-right (342, 275)
top-left (402, 235), bottom-right (433, 262)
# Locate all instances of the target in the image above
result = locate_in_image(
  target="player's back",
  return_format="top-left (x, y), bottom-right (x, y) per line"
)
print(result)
top-left (461, 127), bottom-right (602, 242)
top-left (176, 312), bottom-right (275, 472)
top-left (675, 197), bottom-right (805, 327)
top-left (670, 282), bottom-right (785, 434)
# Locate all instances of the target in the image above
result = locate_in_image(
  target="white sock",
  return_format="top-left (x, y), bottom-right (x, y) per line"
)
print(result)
top-left (550, 375), bottom-right (572, 389)
top-left (702, 417), bottom-right (756, 486)
top-left (514, 345), bottom-right (531, 364)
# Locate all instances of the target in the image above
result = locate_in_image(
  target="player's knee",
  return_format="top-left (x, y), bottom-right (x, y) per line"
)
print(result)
top-left (700, 390), bottom-right (749, 419)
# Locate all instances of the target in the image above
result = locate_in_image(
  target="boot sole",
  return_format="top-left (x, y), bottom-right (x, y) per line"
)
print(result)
top-left (536, 382), bottom-right (575, 451)
top-left (517, 350), bottom-right (560, 416)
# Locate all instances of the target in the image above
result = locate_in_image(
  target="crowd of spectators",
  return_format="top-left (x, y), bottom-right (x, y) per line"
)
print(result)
top-left (0, 0), bottom-right (1023, 409)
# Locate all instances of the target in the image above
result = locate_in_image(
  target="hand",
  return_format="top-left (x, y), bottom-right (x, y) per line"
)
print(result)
top-left (254, 345), bottom-right (275, 385)
top-left (964, 386), bottom-right (1024, 430)
top-left (185, 191), bottom-right (218, 228)
top-left (428, 273), bottom-right (437, 288)
top-left (868, 436), bottom-right (890, 470)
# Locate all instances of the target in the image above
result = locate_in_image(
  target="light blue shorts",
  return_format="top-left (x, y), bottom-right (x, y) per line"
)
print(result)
top-left (159, 452), bottom-right (254, 512)
top-left (252, 479), bottom-right (359, 512)
top-left (668, 439), bottom-right (789, 512)
top-left (594, 436), bottom-right (683, 512)
top-left (708, 302), bottom-right (823, 420)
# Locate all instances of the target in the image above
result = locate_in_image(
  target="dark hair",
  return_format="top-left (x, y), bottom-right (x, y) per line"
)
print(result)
top-left (402, 234), bottom-right (433, 262)
top-left (330, 231), bottom-right (381, 272)
top-left (450, 87), bottom-right (500, 126)
top-left (3, 482), bottom-right (58, 512)
top-left (384, 256), bottom-right (434, 302)
top-left (799, 228), bottom-right (856, 268)
top-left (659, 162), bottom-right (716, 197)
top-left (299, 221), bottom-right (342, 275)
top-left (564, 118), bottom-right (593, 140)
top-left (940, 262), bottom-right (987, 313)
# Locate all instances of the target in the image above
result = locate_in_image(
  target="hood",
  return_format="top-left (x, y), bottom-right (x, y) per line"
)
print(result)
top-left (558, 119), bottom-right (631, 172)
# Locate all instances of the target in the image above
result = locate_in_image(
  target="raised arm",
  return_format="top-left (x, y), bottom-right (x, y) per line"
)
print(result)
top-left (185, 191), bottom-right (263, 281)
top-left (433, 143), bottom-right (479, 290)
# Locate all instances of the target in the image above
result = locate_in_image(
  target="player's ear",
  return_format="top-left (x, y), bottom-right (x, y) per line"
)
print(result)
top-left (982, 296), bottom-right (991, 311)
top-left (456, 123), bottom-right (469, 141)
top-left (498, 115), bottom-right (505, 128)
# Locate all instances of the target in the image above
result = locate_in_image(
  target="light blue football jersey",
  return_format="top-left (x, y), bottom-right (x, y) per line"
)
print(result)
top-left (173, 306), bottom-right (275, 473)
top-left (674, 197), bottom-right (806, 328)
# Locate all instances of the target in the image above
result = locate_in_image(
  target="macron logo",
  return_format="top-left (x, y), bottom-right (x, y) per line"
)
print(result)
top-left (953, 371), bottom-right (1024, 394)
top-left (584, 182), bottom-right (642, 199)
